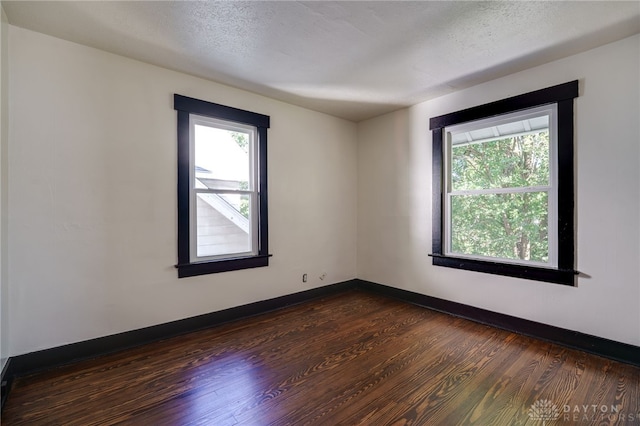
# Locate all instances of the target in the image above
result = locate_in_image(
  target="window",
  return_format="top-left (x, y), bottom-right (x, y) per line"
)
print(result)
top-left (174, 95), bottom-right (270, 278)
top-left (429, 81), bottom-right (578, 285)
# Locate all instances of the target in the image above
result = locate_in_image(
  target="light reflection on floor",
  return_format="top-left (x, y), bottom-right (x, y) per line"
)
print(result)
top-left (183, 351), bottom-right (264, 425)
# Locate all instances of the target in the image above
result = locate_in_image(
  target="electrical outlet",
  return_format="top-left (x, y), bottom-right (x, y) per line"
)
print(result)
top-left (302, 273), bottom-right (307, 283)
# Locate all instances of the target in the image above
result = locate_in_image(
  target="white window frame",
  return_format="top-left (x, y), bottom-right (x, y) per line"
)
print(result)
top-left (188, 114), bottom-right (260, 263)
top-left (443, 104), bottom-right (559, 268)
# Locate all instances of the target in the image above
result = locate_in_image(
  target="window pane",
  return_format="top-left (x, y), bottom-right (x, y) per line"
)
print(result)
top-left (194, 125), bottom-right (251, 190)
top-left (196, 193), bottom-right (251, 257)
top-left (451, 130), bottom-right (549, 191)
top-left (450, 192), bottom-right (549, 263)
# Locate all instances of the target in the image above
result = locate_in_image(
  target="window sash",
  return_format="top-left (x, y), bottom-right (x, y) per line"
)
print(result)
top-left (188, 114), bottom-right (260, 263)
top-left (191, 114), bottom-right (257, 191)
top-left (446, 190), bottom-right (552, 268)
top-left (443, 104), bottom-right (558, 268)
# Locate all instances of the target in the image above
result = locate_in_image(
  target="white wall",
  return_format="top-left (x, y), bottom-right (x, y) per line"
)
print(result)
top-left (358, 34), bottom-right (640, 346)
top-left (8, 26), bottom-right (358, 356)
top-left (0, 5), bottom-right (9, 370)
top-left (6, 24), bottom-right (639, 358)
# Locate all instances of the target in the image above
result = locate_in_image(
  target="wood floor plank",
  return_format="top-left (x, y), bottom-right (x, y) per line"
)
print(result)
top-left (3, 290), bottom-right (639, 425)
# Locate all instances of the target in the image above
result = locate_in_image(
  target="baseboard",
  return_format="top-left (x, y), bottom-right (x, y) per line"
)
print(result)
top-left (1, 279), bottom-right (358, 411)
top-left (3, 278), bottom-right (638, 412)
top-left (356, 279), bottom-right (640, 367)
top-left (1, 358), bottom-right (11, 410)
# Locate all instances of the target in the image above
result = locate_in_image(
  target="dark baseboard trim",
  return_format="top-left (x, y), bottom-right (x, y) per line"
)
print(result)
top-left (1, 279), bottom-right (358, 411)
top-left (3, 278), bottom-right (638, 411)
top-left (356, 279), bottom-right (640, 367)
top-left (1, 358), bottom-right (12, 410)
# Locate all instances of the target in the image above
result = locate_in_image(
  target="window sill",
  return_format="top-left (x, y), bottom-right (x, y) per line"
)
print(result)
top-left (429, 254), bottom-right (577, 286)
top-left (177, 254), bottom-right (272, 278)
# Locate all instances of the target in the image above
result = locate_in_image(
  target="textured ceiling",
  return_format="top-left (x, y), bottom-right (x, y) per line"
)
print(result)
top-left (4, 1), bottom-right (640, 122)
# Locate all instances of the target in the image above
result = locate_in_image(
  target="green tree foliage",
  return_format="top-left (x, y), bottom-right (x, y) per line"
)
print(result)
top-left (450, 132), bottom-right (550, 262)
top-left (231, 132), bottom-right (249, 153)
top-left (238, 180), bottom-right (249, 219)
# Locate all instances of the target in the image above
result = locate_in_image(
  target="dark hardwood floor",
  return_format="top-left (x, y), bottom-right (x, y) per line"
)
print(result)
top-left (3, 290), bottom-right (639, 425)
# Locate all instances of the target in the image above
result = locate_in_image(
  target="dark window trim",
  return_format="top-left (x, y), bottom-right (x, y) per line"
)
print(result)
top-left (429, 81), bottom-right (579, 129)
top-left (429, 80), bottom-right (579, 285)
top-left (174, 94), bottom-right (270, 278)
top-left (174, 95), bottom-right (270, 128)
